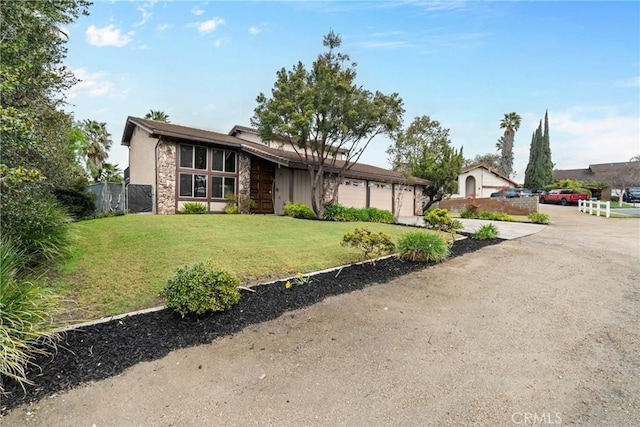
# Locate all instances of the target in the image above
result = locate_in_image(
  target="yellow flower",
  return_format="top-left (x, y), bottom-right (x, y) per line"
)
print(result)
top-left (285, 281), bottom-right (292, 289)
top-left (296, 272), bottom-right (303, 279)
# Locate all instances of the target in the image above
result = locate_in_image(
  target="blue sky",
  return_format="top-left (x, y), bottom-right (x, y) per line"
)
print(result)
top-left (63, 0), bottom-right (640, 183)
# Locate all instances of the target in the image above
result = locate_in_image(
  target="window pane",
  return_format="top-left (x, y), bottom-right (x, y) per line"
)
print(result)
top-left (180, 145), bottom-right (193, 168)
top-left (224, 177), bottom-right (236, 198)
top-left (195, 146), bottom-right (207, 170)
top-left (194, 174), bottom-right (207, 198)
top-left (225, 151), bottom-right (236, 173)
top-left (212, 149), bottom-right (223, 171)
top-left (212, 176), bottom-right (223, 198)
top-left (179, 174), bottom-right (192, 197)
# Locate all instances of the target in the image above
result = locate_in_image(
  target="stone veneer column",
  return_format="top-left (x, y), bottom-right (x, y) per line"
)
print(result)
top-left (156, 141), bottom-right (176, 214)
top-left (238, 152), bottom-right (251, 196)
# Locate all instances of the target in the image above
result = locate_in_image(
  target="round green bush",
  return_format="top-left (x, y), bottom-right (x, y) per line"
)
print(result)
top-left (283, 201), bottom-right (316, 219)
top-left (163, 261), bottom-right (241, 318)
top-left (397, 231), bottom-right (450, 263)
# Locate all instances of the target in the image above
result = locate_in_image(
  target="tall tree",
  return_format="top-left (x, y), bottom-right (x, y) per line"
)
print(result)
top-left (79, 120), bottom-right (113, 182)
top-left (464, 153), bottom-right (501, 170)
top-left (498, 112), bottom-right (522, 178)
top-left (387, 116), bottom-right (464, 211)
top-left (0, 0), bottom-right (91, 269)
top-left (252, 31), bottom-right (404, 218)
top-left (524, 111), bottom-right (554, 190)
top-left (144, 110), bottom-right (170, 122)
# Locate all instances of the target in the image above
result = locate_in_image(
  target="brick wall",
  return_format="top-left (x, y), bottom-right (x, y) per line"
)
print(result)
top-left (440, 197), bottom-right (539, 215)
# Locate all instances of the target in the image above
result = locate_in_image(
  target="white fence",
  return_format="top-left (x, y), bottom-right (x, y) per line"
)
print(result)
top-left (578, 200), bottom-right (610, 218)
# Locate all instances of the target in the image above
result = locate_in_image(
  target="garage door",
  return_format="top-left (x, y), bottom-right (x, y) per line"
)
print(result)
top-left (396, 185), bottom-right (415, 216)
top-left (368, 182), bottom-right (393, 211)
top-left (338, 179), bottom-right (367, 208)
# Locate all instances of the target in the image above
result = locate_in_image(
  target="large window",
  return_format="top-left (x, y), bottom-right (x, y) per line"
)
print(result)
top-left (212, 149), bottom-right (236, 173)
top-left (180, 145), bottom-right (207, 169)
top-left (178, 144), bottom-right (239, 201)
top-left (179, 173), bottom-right (207, 198)
top-left (211, 176), bottom-right (236, 198)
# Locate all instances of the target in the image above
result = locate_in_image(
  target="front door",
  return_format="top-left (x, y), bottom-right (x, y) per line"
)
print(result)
top-left (250, 157), bottom-right (274, 213)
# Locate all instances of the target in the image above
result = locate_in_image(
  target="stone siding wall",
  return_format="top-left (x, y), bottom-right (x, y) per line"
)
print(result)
top-left (440, 197), bottom-right (539, 215)
top-left (238, 152), bottom-right (251, 196)
top-left (156, 141), bottom-right (176, 214)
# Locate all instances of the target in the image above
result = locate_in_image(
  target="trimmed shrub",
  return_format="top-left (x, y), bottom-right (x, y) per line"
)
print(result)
top-left (397, 231), bottom-right (450, 263)
top-left (478, 211), bottom-right (513, 222)
top-left (225, 192), bottom-right (255, 214)
top-left (181, 202), bottom-right (207, 214)
top-left (423, 208), bottom-right (462, 233)
top-left (163, 261), bottom-right (241, 318)
top-left (610, 195), bottom-right (619, 202)
top-left (0, 240), bottom-right (61, 393)
top-left (460, 203), bottom-right (480, 219)
top-left (472, 223), bottom-right (499, 240)
top-left (283, 201), bottom-right (316, 219)
top-left (341, 227), bottom-right (395, 263)
top-left (362, 207), bottom-right (395, 223)
top-left (528, 212), bottom-right (550, 224)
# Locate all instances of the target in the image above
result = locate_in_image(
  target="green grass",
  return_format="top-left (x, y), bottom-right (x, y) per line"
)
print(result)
top-left (53, 215), bottom-right (413, 319)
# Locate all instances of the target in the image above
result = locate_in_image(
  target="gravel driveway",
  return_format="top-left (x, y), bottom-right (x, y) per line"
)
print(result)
top-left (3, 205), bottom-right (639, 426)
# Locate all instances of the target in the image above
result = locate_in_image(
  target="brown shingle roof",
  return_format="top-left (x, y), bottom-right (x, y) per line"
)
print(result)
top-left (122, 117), bottom-right (430, 186)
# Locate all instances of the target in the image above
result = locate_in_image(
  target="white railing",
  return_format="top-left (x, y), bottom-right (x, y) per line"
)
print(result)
top-left (578, 200), bottom-right (610, 218)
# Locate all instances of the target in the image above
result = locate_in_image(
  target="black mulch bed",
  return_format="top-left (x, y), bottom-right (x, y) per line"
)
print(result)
top-left (1, 235), bottom-right (502, 413)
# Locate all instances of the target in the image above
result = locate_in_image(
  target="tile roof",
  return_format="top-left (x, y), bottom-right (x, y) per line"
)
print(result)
top-left (122, 117), bottom-right (430, 185)
top-left (462, 164), bottom-right (518, 186)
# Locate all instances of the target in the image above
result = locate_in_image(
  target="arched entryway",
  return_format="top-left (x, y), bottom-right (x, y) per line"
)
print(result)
top-left (465, 176), bottom-right (476, 198)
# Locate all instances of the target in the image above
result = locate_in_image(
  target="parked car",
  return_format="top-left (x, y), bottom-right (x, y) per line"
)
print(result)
top-left (490, 188), bottom-right (533, 198)
top-left (622, 187), bottom-right (640, 203)
top-left (539, 189), bottom-right (589, 205)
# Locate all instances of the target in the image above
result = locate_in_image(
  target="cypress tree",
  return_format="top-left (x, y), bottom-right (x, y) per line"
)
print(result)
top-left (524, 111), bottom-right (554, 189)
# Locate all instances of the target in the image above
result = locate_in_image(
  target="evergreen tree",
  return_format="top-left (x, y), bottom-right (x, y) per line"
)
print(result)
top-left (524, 110), bottom-right (554, 189)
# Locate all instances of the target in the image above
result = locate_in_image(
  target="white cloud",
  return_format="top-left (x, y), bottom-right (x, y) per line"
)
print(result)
top-left (156, 23), bottom-right (171, 31)
top-left (86, 25), bottom-right (131, 47)
top-left (135, 0), bottom-right (157, 26)
top-left (69, 68), bottom-right (114, 98)
top-left (616, 76), bottom-right (640, 88)
top-left (249, 26), bottom-right (261, 35)
top-left (549, 109), bottom-right (640, 169)
top-left (194, 17), bottom-right (225, 34)
top-left (204, 104), bottom-right (216, 111)
top-left (213, 37), bottom-right (229, 48)
top-left (191, 7), bottom-right (205, 16)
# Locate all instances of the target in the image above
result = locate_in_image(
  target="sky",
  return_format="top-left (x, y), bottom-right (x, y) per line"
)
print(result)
top-left (62, 0), bottom-right (640, 183)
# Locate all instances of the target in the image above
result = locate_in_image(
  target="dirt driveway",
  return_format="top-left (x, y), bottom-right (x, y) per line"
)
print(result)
top-left (4, 205), bottom-right (639, 426)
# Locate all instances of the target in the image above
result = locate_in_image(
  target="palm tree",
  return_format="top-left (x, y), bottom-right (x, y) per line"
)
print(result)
top-left (144, 110), bottom-right (170, 122)
top-left (80, 120), bottom-right (112, 182)
top-left (499, 112), bottom-right (521, 177)
top-left (97, 162), bottom-right (123, 183)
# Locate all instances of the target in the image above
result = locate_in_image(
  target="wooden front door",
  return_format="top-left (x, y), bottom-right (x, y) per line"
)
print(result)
top-left (250, 158), bottom-right (274, 213)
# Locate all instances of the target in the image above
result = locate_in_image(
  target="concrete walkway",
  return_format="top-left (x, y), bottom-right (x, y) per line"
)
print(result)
top-left (396, 216), bottom-right (547, 240)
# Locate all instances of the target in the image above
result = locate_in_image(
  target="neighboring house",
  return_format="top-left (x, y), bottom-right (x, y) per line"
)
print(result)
top-left (449, 164), bottom-right (518, 199)
top-left (553, 161), bottom-right (640, 184)
top-left (121, 117), bottom-right (430, 216)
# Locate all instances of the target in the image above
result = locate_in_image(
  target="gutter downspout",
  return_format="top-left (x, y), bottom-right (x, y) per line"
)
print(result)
top-left (154, 137), bottom-right (161, 214)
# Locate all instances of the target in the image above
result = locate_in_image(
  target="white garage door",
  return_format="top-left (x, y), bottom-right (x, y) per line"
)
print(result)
top-left (338, 179), bottom-right (367, 208)
top-left (368, 182), bottom-right (393, 212)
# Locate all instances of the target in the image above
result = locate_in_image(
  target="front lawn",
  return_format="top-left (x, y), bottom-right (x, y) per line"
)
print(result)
top-left (55, 215), bottom-right (414, 320)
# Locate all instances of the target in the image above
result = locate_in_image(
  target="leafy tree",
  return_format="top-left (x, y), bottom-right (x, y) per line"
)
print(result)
top-left (144, 110), bottom-right (170, 122)
top-left (96, 162), bottom-right (124, 183)
top-left (387, 116), bottom-right (464, 210)
top-left (524, 111), bottom-right (554, 190)
top-left (252, 31), bottom-right (404, 218)
top-left (0, 0), bottom-right (91, 269)
top-left (464, 153), bottom-right (501, 170)
top-left (498, 112), bottom-right (521, 178)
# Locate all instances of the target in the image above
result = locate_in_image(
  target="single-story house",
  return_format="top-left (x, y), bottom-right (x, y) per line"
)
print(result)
top-left (448, 164), bottom-right (518, 199)
top-left (121, 117), bottom-right (430, 216)
top-left (553, 161), bottom-right (640, 184)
